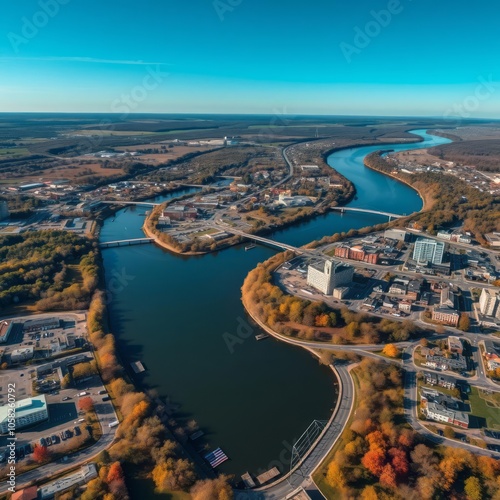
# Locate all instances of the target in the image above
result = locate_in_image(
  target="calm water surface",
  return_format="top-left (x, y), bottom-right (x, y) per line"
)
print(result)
top-left (99, 129), bottom-right (451, 486)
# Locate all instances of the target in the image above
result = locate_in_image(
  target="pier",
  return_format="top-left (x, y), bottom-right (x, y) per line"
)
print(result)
top-left (130, 361), bottom-right (146, 374)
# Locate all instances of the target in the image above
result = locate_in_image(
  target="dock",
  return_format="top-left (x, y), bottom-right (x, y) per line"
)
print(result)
top-left (255, 333), bottom-right (269, 341)
top-left (241, 472), bottom-right (256, 488)
top-left (130, 361), bottom-right (146, 374)
top-left (256, 467), bottom-right (280, 485)
top-left (189, 430), bottom-right (205, 441)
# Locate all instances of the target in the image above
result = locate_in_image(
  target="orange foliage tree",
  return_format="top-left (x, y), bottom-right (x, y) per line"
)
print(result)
top-left (78, 396), bottom-right (94, 412)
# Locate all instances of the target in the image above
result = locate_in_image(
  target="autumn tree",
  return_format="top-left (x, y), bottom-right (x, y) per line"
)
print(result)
top-left (190, 475), bottom-right (233, 500)
top-left (152, 458), bottom-right (196, 492)
top-left (464, 476), bottom-right (483, 500)
top-left (33, 445), bottom-right (50, 463)
top-left (379, 463), bottom-right (397, 489)
top-left (458, 313), bottom-right (470, 332)
top-left (382, 343), bottom-right (400, 358)
top-left (326, 460), bottom-right (347, 490)
top-left (78, 396), bottom-right (94, 412)
top-left (362, 449), bottom-right (386, 477)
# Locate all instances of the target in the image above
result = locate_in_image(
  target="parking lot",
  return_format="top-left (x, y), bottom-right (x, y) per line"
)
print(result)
top-left (0, 376), bottom-right (111, 464)
top-left (0, 313), bottom-right (87, 366)
top-left (0, 369), bottom-right (33, 405)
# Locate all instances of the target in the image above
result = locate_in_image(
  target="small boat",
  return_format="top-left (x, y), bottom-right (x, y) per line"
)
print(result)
top-left (255, 333), bottom-right (269, 341)
top-left (245, 244), bottom-right (256, 251)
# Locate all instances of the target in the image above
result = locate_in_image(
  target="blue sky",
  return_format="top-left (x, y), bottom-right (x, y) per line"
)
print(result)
top-left (1, 0), bottom-right (499, 117)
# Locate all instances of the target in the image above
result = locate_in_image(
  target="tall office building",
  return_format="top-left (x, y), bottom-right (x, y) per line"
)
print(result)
top-left (307, 259), bottom-right (354, 295)
top-left (479, 288), bottom-right (500, 319)
top-left (0, 201), bottom-right (9, 221)
top-left (413, 238), bottom-right (445, 265)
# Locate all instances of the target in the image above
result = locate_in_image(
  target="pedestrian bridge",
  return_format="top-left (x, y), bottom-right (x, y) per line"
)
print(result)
top-left (331, 206), bottom-right (405, 219)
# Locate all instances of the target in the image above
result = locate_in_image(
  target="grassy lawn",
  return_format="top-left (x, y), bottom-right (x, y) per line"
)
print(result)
top-left (467, 386), bottom-right (500, 429)
top-left (192, 228), bottom-right (218, 237)
top-left (312, 367), bottom-right (360, 499)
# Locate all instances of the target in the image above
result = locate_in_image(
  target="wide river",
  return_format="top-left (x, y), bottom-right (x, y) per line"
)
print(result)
top-left (99, 129), bottom-right (451, 492)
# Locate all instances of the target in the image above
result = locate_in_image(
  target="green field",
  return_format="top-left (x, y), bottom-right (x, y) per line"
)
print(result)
top-left (468, 387), bottom-right (500, 429)
top-left (0, 147), bottom-right (29, 157)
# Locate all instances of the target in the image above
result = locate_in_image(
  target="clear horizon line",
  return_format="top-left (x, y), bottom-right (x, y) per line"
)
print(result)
top-left (0, 110), bottom-right (498, 121)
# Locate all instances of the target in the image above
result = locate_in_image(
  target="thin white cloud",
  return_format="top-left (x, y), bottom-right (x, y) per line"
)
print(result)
top-left (0, 56), bottom-right (170, 66)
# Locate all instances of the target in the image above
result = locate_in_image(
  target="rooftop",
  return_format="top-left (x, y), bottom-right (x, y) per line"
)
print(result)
top-left (0, 395), bottom-right (47, 425)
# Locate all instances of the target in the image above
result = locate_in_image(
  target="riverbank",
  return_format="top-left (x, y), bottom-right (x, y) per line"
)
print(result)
top-left (142, 216), bottom-right (206, 256)
top-left (363, 154), bottom-right (434, 213)
top-left (240, 280), bottom-right (343, 493)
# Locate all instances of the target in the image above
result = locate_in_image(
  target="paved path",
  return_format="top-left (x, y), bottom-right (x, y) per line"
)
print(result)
top-left (234, 364), bottom-right (354, 500)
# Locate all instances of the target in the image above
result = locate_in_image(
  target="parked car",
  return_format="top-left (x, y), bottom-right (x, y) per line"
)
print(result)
top-left (51, 434), bottom-right (58, 444)
top-left (65, 430), bottom-right (72, 439)
top-left (39, 437), bottom-right (47, 447)
top-left (17, 448), bottom-right (25, 460)
top-left (74, 426), bottom-right (81, 436)
top-left (60, 432), bottom-right (67, 441)
top-left (62, 396), bottom-right (70, 401)
top-left (24, 444), bottom-right (32, 455)
top-left (46, 437), bottom-right (52, 446)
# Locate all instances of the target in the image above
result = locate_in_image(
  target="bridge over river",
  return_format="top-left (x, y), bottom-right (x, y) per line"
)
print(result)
top-left (330, 206), bottom-right (405, 219)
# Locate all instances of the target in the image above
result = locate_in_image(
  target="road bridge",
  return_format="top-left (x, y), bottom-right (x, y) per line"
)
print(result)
top-left (213, 225), bottom-right (311, 254)
top-left (100, 238), bottom-right (154, 248)
top-left (100, 200), bottom-right (159, 207)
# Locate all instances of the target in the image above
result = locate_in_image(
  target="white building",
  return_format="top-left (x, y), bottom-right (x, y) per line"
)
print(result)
top-left (11, 347), bottom-right (34, 363)
top-left (0, 395), bottom-right (48, 434)
top-left (479, 288), bottom-right (500, 320)
top-left (413, 238), bottom-right (445, 265)
top-left (307, 260), bottom-right (354, 295)
top-left (0, 320), bottom-right (13, 343)
top-left (39, 463), bottom-right (98, 499)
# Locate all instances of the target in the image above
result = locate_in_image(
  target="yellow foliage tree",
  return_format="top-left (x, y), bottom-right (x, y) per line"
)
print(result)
top-left (382, 343), bottom-right (399, 358)
top-left (326, 460), bottom-right (347, 490)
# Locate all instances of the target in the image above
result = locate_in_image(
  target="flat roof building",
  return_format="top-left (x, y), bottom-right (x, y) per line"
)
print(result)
top-left (0, 395), bottom-right (48, 434)
top-left (479, 288), bottom-right (500, 320)
top-left (413, 237), bottom-right (445, 265)
top-left (11, 346), bottom-right (34, 363)
top-left (307, 259), bottom-right (353, 295)
top-left (0, 320), bottom-right (13, 343)
top-left (39, 463), bottom-right (98, 499)
top-left (432, 306), bottom-right (460, 327)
